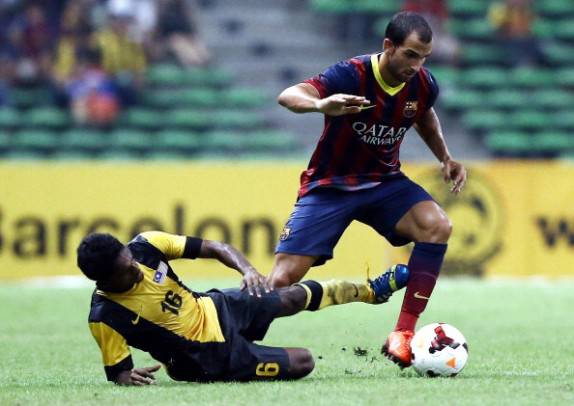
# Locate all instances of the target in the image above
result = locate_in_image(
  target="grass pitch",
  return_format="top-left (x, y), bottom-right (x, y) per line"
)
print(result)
top-left (1, 278), bottom-right (573, 406)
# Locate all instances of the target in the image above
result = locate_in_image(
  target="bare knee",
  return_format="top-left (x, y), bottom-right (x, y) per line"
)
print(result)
top-left (420, 216), bottom-right (452, 243)
top-left (285, 348), bottom-right (314, 379)
top-left (412, 208), bottom-right (453, 243)
top-left (396, 201), bottom-right (453, 244)
top-left (268, 254), bottom-right (315, 288)
top-left (268, 270), bottom-right (293, 289)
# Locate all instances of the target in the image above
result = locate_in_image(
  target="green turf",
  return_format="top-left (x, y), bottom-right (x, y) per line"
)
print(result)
top-left (1, 278), bottom-right (573, 405)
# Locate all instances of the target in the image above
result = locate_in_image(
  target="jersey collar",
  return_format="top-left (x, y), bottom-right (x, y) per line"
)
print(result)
top-left (371, 53), bottom-right (406, 96)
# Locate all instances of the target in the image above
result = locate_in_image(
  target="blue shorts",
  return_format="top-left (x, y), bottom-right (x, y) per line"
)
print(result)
top-left (275, 173), bottom-right (433, 266)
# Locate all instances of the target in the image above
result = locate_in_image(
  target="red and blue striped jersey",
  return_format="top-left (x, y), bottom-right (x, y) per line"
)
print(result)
top-left (298, 53), bottom-right (439, 197)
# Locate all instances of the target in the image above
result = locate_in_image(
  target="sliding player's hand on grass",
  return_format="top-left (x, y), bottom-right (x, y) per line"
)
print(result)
top-left (116, 365), bottom-right (161, 386)
top-left (240, 268), bottom-right (270, 297)
top-left (441, 159), bottom-right (467, 194)
top-left (315, 94), bottom-right (371, 116)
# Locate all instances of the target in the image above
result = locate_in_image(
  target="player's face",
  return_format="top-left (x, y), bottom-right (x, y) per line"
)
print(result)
top-left (385, 32), bottom-right (432, 83)
top-left (100, 248), bottom-right (144, 292)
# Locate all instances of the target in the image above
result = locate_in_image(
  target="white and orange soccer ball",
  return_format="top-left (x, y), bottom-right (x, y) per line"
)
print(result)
top-left (410, 323), bottom-right (469, 377)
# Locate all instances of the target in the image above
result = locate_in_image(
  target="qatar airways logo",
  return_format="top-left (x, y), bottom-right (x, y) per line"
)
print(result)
top-left (352, 122), bottom-right (408, 146)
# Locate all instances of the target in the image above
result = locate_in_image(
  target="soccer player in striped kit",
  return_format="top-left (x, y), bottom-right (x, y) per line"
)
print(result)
top-left (268, 12), bottom-right (467, 368)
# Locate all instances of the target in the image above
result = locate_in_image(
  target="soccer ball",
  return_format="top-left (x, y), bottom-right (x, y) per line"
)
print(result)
top-left (411, 323), bottom-right (469, 377)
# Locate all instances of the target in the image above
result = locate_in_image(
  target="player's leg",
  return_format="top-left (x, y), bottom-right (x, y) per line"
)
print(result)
top-left (284, 348), bottom-right (315, 379)
top-left (268, 189), bottom-right (356, 288)
top-left (214, 267), bottom-right (410, 343)
top-left (166, 342), bottom-right (314, 381)
top-left (274, 265), bottom-right (411, 318)
top-left (384, 200), bottom-right (451, 367)
top-left (357, 177), bottom-right (449, 367)
top-left (233, 265), bottom-right (413, 381)
top-left (243, 344), bottom-right (314, 381)
top-left (198, 290), bottom-right (313, 381)
top-left (276, 282), bottom-right (374, 316)
top-left (395, 200), bottom-right (451, 243)
top-left (267, 253), bottom-right (317, 288)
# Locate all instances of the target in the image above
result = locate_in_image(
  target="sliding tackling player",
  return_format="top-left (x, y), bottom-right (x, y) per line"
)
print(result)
top-left (77, 231), bottom-right (409, 384)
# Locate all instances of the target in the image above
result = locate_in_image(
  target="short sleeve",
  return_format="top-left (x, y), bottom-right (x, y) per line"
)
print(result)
top-left (304, 60), bottom-right (360, 98)
top-left (137, 231), bottom-right (188, 260)
top-left (89, 322), bottom-right (133, 382)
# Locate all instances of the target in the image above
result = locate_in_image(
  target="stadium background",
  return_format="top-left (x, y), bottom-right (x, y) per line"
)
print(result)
top-left (0, 0), bottom-right (573, 280)
top-left (1, 1), bottom-right (573, 404)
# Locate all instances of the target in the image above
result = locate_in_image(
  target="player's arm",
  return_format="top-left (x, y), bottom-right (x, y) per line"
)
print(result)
top-left (198, 240), bottom-right (270, 297)
top-left (115, 365), bottom-right (161, 386)
top-left (138, 231), bottom-right (269, 296)
top-left (278, 83), bottom-right (370, 116)
top-left (89, 321), bottom-right (161, 386)
top-left (413, 107), bottom-right (467, 194)
top-left (278, 60), bottom-right (369, 116)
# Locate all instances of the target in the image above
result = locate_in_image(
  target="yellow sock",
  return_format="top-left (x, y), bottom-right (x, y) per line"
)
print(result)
top-left (297, 280), bottom-right (376, 311)
top-left (318, 280), bottom-right (375, 308)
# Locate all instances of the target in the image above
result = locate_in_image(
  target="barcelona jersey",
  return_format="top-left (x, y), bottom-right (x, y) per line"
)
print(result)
top-left (300, 53), bottom-right (439, 197)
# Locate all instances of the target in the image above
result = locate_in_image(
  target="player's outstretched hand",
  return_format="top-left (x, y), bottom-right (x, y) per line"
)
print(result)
top-left (240, 268), bottom-right (271, 297)
top-left (316, 93), bottom-right (371, 116)
top-left (441, 159), bottom-right (467, 194)
top-left (116, 364), bottom-right (161, 386)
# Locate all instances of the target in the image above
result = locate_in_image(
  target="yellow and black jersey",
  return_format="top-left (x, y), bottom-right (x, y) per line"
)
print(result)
top-left (88, 231), bottom-right (225, 381)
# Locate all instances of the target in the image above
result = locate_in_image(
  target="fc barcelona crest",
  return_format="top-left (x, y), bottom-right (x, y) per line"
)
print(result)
top-left (403, 101), bottom-right (418, 118)
top-left (279, 226), bottom-right (291, 241)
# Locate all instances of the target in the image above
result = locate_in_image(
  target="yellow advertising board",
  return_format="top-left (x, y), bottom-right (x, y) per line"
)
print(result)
top-left (0, 162), bottom-right (573, 280)
top-left (402, 162), bottom-right (574, 278)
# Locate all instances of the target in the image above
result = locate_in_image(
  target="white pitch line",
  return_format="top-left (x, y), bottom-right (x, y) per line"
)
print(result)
top-left (17, 275), bottom-right (93, 289)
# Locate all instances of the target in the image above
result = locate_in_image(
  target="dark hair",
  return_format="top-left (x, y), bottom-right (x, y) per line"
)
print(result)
top-left (77, 233), bottom-right (124, 281)
top-left (385, 12), bottom-right (432, 46)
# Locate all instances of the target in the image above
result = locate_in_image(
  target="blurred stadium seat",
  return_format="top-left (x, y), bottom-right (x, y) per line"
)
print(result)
top-left (0, 59), bottom-right (296, 159)
top-left (1, 0), bottom-right (573, 160)
top-left (439, 0), bottom-right (574, 158)
top-left (308, 0), bottom-right (574, 158)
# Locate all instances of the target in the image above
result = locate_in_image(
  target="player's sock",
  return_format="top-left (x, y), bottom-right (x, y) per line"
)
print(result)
top-left (395, 242), bottom-right (447, 331)
top-left (297, 279), bottom-right (374, 311)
